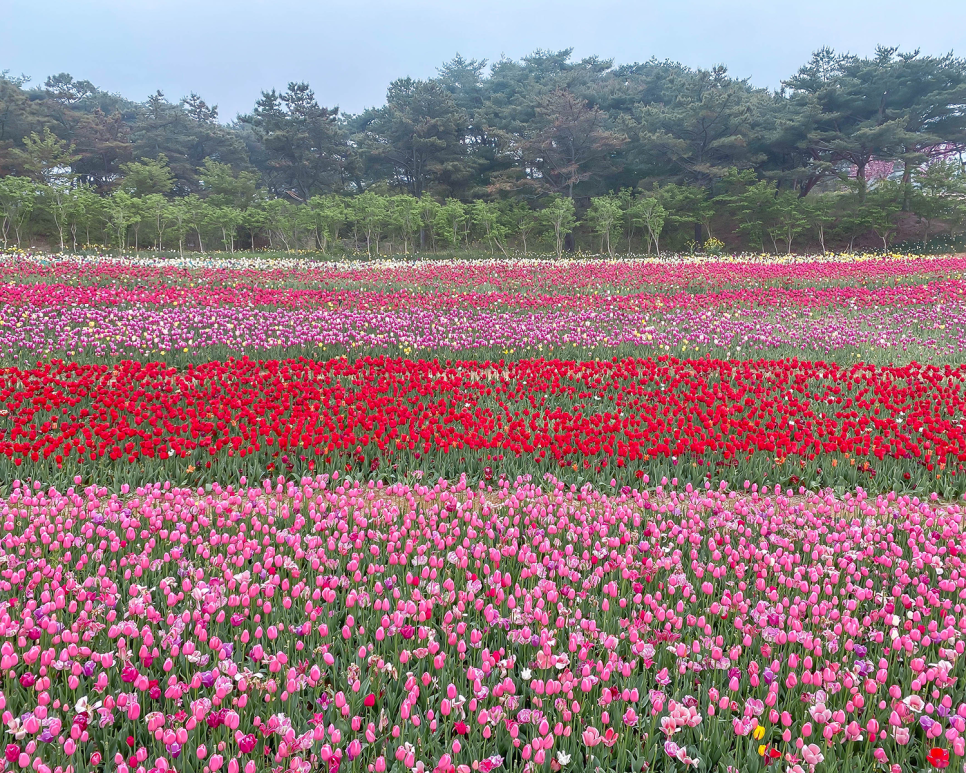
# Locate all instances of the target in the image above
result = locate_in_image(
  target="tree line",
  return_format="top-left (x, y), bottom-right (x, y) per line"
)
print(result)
top-left (1, 46), bottom-right (965, 253)
top-left (4, 165), bottom-right (964, 256)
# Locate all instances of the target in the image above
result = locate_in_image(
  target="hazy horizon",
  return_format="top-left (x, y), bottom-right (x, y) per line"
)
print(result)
top-left (3, 0), bottom-right (966, 120)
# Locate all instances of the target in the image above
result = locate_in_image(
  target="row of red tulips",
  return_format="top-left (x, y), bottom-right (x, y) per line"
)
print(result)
top-left (0, 355), bottom-right (964, 495)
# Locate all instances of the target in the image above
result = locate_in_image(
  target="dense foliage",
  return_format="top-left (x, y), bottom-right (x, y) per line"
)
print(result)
top-left (2, 47), bottom-right (966, 253)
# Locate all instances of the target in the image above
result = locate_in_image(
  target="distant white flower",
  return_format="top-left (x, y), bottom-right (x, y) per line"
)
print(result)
top-left (520, 668), bottom-right (532, 680)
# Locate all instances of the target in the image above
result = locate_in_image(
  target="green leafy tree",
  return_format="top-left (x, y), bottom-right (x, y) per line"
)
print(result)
top-left (129, 197), bottom-right (148, 250)
top-left (133, 89), bottom-right (250, 195)
top-left (167, 197), bottom-right (191, 256)
top-left (802, 193), bottom-right (840, 255)
top-left (181, 92), bottom-right (218, 123)
top-left (912, 160), bottom-right (966, 240)
top-left (141, 193), bottom-right (172, 250)
top-left (207, 206), bottom-right (243, 252)
top-left (351, 192), bottom-right (390, 255)
top-left (833, 193), bottom-right (876, 252)
top-left (871, 51), bottom-right (966, 208)
top-left (773, 190), bottom-right (807, 254)
top-left (417, 194), bottom-right (440, 252)
top-left (353, 79), bottom-right (469, 198)
top-left (72, 108), bottom-right (132, 191)
top-left (497, 89), bottom-right (625, 198)
top-left (11, 127), bottom-right (80, 185)
top-left (434, 199), bottom-right (467, 249)
top-left (471, 200), bottom-right (509, 256)
top-left (242, 83), bottom-right (347, 200)
top-left (102, 189), bottom-right (139, 250)
top-left (615, 189), bottom-right (640, 252)
top-left (628, 66), bottom-right (769, 192)
top-left (388, 195), bottom-right (419, 254)
top-left (721, 180), bottom-right (781, 252)
top-left (784, 48), bottom-right (920, 202)
top-left (199, 158), bottom-right (259, 209)
top-left (306, 194), bottom-right (347, 253)
top-left (262, 198), bottom-right (302, 251)
top-left (586, 194), bottom-right (622, 256)
top-left (866, 180), bottom-right (903, 249)
top-left (240, 205), bottom-right (268, 251)
top-left (538, 195), bottom-right (577, 258)
top-left (0, 176), bottom-right (38, 247)
top-left (632, 196), bottom-right (667, 255)
top-left (501, 201), bottom-right (535, 255)
top-left (183, 195), bottom-right (209, 252)
top-left (21, 130), bottom-right (81, 251)
top-left (119, 155), bottom-right (175, 197)
top-left (656, 183), bottom-right (713, 249)
top-left (41, 183), bottom-right (72, 251)
top-left (66, 185), bottom-right (102, 250)
top-left (43, 73), bottom-right (96, 105)
top-left (0, 73), bottom-right (45, 176)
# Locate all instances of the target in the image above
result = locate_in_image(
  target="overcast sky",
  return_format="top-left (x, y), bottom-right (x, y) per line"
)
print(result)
top-left (3, 0), bottom-right (965, 120)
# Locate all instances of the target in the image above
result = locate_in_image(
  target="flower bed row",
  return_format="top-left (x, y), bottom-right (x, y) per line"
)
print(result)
top-left (0, 293), bottom-right (962, 366)
top-left (1, 356), bottom-right (965, 496)
top-left (0, 473), bottom-right (962, 773)
top-left (3, 253), bottom-right (964, 296)
top-left (1, 276), bottom-right (963, 312)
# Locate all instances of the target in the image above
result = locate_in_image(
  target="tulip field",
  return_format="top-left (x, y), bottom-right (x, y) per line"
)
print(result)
top-left (3, 251), bottom-right (966, 773)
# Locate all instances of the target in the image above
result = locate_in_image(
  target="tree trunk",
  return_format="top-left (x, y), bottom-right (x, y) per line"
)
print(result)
top-left (856, 162), bottom-right (868, 203)
top-left (901, 160), bottom-right (914, 212)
